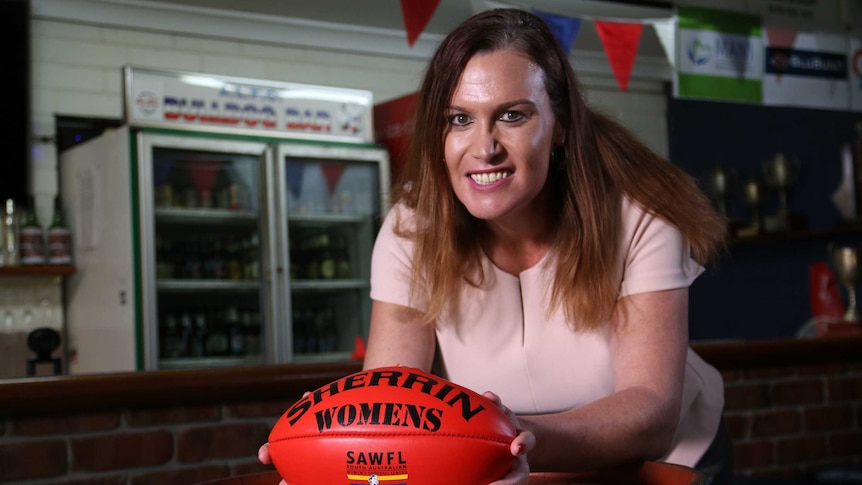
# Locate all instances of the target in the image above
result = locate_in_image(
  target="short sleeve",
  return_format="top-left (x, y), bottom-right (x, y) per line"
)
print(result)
top-left (369, 204), bottom-right (427, 311)
top-left (617, 199), bottom-right (704, 298)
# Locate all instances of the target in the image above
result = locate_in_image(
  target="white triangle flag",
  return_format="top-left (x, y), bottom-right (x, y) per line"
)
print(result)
top-left (650, 16), bottom-right (676, 69)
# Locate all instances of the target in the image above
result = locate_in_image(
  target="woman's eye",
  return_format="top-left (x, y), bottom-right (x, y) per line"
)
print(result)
top-left (449, 114), bottom-right (470, 126)
top-left (500, 111), bottom-right (524, 122)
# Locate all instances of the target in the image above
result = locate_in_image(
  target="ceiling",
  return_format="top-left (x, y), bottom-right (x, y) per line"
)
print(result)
top-left (139, 0), bottom-right (674, 37)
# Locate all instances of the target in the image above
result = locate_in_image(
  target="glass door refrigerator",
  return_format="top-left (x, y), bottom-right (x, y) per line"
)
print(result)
top-left (60, 67), bottom-right (389, 373)
top-left (275, 145), bottom-right (384, 362)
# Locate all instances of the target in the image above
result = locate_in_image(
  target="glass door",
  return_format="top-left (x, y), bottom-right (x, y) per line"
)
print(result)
top-left (275, 144), bottom-right (389, 362)
top-left (137, 132), bottom-right (276, 370)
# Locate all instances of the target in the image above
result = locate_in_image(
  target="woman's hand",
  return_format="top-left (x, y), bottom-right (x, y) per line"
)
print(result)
top-left (484, 391), bottom-right (536, 485)
top-left (258, 392), bottom-right (315, 485)
top-left (257, 443), bottom-right (288, 485)
top-left (257, 442), bottom-right (273, 465)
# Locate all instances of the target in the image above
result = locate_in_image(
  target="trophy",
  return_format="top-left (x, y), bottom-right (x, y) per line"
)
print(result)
top-left (829, 244), bottom-right (861, 322)
top-left (763, 153), bottom-right (800, 231)
top-left (736, 177), bottom-right (762, 237)
top-left (706, 162), bottom-right (736, 218)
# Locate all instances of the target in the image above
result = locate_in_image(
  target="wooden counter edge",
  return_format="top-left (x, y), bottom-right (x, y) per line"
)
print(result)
top-left (1, 337), bottom-right (860, 417)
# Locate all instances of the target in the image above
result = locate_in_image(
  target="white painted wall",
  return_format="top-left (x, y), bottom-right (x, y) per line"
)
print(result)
top-left (28, 0), bottom-right (671, 226)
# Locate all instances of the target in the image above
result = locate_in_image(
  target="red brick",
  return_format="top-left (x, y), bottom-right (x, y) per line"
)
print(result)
top-left (803, 405), bottom-right (854, 432)
top-left (829, 431), bottom-right (862, 457)
top-left (828, 376), bottom-right (862, 401)
top-left (42, 477), bottom-right (126, 485)
top-left (176, 422), bottom-right (270, 463)
top-left (750, 409), bottom-right (802, 437)
top-left (776, 436), bottom-right (828, 464)
top-left (12, 412), bottom-right (120, 436)
top-left (125, 405), bottom-right (220, 427)
top-left (772, 380), bottom-right (825, 406)
top-left (724, 383), bottom-right (771, 410)
top-left (0, 439), bottom-right (67, 482)
top-left (232, 461), bottom-right (276, 476)
top-left (797, 364), bottom-right (846, 376)
top-left (723, 414), bottom-right (749, 441)
top-left (227, 400), bottom-right (294, 419)
top-left (733, 440), bottom-right (774, 469)
top-left (720, 370), bottom-right (740, 383)
top-left (71, 430), bottom-right (173, 472)
top-left (746, 367), bottom-right (796, 380)
top-left (130, 465), bottom-right (228, 485)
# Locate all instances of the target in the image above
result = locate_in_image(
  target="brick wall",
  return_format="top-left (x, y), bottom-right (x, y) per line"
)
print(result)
top-left (723, 363), bottom-right (862, 480)
top-left (2, 363), bottom-right (860, 485)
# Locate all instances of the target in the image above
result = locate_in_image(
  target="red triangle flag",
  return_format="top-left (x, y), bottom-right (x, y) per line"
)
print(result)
top-left (764, 26), bottom-right (798, 83)
top-left (594, 21), bottom-right (643, 92)
top-left (400, 0), bottom-right (442, 47)
top-left (321, 163), bottom-right (347, 194)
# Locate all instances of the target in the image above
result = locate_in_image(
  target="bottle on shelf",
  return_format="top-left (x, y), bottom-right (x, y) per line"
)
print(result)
top-left (244, 234), bottom-right (260, 280)
top-left (47, 197), bottom-right (73, 265)
top-left (225, 306), bottom-right (244, 356)
top-left (2, 199), bottom-right (20, 266)
top-left (318, 233), bottom-right (336, 279)
top-left (333, 234), bottom-right (352, 279)
top-left (160, 314), bottom-right (183, 359)
top-left (19, 198), bottom-right (45, 265)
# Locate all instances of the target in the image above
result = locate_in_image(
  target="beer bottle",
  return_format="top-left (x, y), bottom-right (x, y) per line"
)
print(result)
top-left (2, 199), bottom-right (20, 266)
top-left (47, 197), bottom-right (73, 265)
top-left (20, 200), bottom-right (46, 265)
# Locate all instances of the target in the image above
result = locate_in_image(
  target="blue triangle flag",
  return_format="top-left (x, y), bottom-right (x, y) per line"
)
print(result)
top-left (532, 9), bottom-right (582, 57)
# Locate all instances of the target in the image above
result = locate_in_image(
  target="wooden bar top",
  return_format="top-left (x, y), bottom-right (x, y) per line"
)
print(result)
top-left (1, 337), bottom-right (860, 417)
top-left (198, 461), bottom-right (707, 485)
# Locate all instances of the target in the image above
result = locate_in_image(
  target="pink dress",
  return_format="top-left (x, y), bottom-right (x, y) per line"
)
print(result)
top-left (370, 199), bottom-right (724, 467)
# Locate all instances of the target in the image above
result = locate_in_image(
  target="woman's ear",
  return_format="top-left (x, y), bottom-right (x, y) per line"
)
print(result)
top-left (553, 122), bottom-right (565, 146)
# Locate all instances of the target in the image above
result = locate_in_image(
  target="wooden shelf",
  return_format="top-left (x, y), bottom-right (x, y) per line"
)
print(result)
top-left (729, 223), bottom-right (862, 247)
top-left (0, 264), bottom-right (76, 277)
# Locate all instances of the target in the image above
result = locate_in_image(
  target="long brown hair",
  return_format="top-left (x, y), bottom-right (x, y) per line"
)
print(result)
top-left (393, 8), bottom-right (726, 329)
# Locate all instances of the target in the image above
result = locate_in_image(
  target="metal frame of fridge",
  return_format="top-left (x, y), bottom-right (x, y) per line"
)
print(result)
top-left (135, 132), bottom-right (279, 370)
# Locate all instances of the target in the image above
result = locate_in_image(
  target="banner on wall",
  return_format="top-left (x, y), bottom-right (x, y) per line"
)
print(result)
top-left (852, 35), bottom-right (862, 112)
top-left (749, 0), bottom-right (841, 28)
top-left (763, 29), bottom-right (850, 110)
top-left (675, 6), bottom-right (763, 103)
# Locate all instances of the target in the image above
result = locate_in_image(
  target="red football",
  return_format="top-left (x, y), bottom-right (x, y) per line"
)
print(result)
top-left (268, 365), bottom-right (517, 485)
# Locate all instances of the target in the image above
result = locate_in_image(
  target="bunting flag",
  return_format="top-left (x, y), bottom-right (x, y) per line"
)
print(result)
top-left (286, 160), bottom-right (305, 199)
top-left (532, 9), bottom-right (582, 57)
top-left (467, 0), bottom-right (675, 92)
top-left (763, 26), bottom-right (799, 83)
top-left (594, 21), bottom-right (643, 91)
top-left (399, 0), bottom-right (442, 47)
top-left (650, 17), bottom-right (676, 69)
top-left (321, 163), bottom-right (347, 194)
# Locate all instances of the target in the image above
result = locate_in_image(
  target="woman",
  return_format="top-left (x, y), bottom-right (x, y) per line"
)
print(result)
top-left (363, 7), bottom-right (731, 485)
top-left (261, 8), bottom-right (732, 485)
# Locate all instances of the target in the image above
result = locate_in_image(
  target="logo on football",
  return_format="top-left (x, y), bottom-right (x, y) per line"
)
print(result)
top-left (268, 366), bottom-right (517, 485)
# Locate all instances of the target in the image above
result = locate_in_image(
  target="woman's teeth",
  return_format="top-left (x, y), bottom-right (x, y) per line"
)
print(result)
top-left (470, 171), bottom-right (511, 185)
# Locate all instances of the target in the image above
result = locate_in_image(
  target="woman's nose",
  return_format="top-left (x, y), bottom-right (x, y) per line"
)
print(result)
top-left (470, 127), bottom-right (498, 160)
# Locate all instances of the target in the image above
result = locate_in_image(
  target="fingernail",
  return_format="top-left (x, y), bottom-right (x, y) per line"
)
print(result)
top-left (516, 443), bottom-right (526, 455)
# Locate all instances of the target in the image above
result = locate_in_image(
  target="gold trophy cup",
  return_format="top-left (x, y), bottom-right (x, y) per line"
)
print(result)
top-left (707, 163), bottom-right (736, 218)
top-left (829, 244), bottom-right (861, 322)
top-left (763, 153), bottom-right (800, 231)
